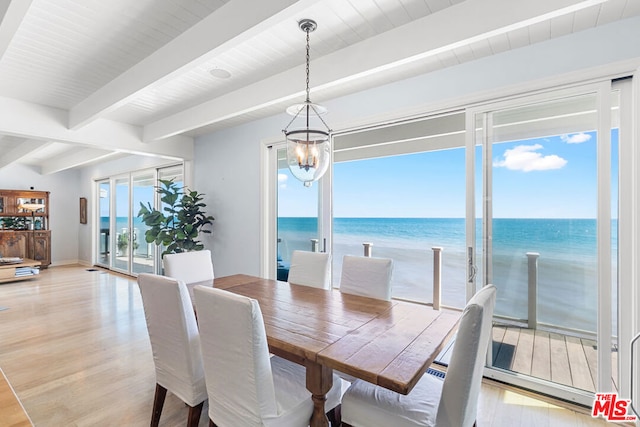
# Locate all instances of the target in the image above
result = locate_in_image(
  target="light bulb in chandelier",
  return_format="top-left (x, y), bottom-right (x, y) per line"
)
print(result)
top-left (283, 19), bottom-right (331, 187)
top-left (286, 127), bottom-right (330, 183)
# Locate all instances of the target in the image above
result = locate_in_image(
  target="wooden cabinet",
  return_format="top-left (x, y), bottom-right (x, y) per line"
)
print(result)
top-left (0, 232), bottom-right (27, 258)
top-left (32, 231), bottom-right (50, 267)
top-left (0, 190), bottom-right (51, 268)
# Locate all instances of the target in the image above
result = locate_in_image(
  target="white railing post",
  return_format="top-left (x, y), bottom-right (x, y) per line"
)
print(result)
top-left (363, 242), bottom-right (373, 257)
top-left (310, 239), bottom-right (319, 252)
top-left (527, 252), bottom-right (540, 329)
top-left (432, 247), bottom-right (443, 310)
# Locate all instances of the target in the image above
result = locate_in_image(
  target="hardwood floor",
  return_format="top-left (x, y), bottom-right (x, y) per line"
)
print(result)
top-left (0, 265), bottom-right (615, 426)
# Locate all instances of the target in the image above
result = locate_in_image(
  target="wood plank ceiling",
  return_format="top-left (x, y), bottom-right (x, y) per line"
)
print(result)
top-left (0, 0), bottom-right (637, 174)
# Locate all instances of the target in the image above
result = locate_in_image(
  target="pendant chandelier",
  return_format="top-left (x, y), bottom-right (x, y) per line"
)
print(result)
top-left (283, 19), bottom-right (331, 188)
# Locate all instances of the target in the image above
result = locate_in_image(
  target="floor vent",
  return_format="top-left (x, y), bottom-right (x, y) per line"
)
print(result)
top-left (427, 368), bottom-right (445, 379)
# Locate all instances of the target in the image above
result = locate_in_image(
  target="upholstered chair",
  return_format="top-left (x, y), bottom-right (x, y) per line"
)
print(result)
top-left (287, 250), bottom-right (331, 289)
top-left (341, 285), bottom-right (497, 427)
top-left (137, 273), bottom-right (207, 427)
top-left (339, 255), bottom-right (394, 301)
top-left (163, 249), bottom-right (214, 301)
top-left (193, 285), bottom-right (345, 427)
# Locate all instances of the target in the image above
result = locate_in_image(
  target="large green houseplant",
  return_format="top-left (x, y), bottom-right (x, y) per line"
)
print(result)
top-left (137, 179), bottom-right (214, 257)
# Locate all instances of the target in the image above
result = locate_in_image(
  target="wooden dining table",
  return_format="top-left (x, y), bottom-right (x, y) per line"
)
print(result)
top-left (213, 274), bottom-right (461, 427)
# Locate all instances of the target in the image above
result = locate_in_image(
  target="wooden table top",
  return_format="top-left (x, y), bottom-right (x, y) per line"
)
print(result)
top-left (214, 274), bottom-right (460, 395)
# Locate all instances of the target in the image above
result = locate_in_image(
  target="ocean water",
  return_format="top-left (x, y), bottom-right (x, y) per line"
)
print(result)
top-left (278, 217), bottom-right (615, 333)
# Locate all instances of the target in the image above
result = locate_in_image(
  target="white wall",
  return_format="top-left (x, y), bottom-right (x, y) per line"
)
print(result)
top-left (0, 163), bottom-right (80, 265)
top-left (195, 16), bottom-right (640, 278)
top-left (195, 119), bottom-right (268, 276)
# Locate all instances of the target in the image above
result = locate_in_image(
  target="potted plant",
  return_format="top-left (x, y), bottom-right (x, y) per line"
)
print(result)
top-left (117, 232), bottom-right (128, 255)
top-left (116, 230), bottom-right (139, 255)
top-left (137, 179), bottom-right (214, 257)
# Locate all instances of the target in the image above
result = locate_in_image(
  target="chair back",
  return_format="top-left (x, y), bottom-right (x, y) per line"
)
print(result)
top-left (137, 273), bottom-right (206, 406)
top-left (194, 285), bottom-right (278, 427)
top-left (437, 284), bottom-right (496, 427)
top-left (339, 255), bottom-right (394, 301)
top-left (287, 250), bottom-right (331, 289)
top-left (163, 249), bottom-right (214, 285)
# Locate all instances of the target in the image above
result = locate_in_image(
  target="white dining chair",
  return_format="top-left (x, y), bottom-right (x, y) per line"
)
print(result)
top-left (340, 284), bottom-right (496, 427)
top-left (137, 273), bottom-right (207, 427)
top-left (339, 255), bottom-right (394, 301)
top-left (193, 285), bottom-right (345, 427)
top-left (163, 249), bottom-right (214, 300)
top-left (287, 250), bottom-right (331, 289)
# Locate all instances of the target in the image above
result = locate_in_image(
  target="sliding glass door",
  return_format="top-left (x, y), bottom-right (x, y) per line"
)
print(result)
top-left (470, 83), bottom-right (621, 404)
top-left (94, 165), bottom-right (183, 276)
top-left (274, 146), bottom-right (324, 281)
top-left (264, 78), bottom-right (634, 406)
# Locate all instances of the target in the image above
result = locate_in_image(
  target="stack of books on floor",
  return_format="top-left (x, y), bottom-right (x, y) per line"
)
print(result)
top-left (15, 267), bottom-right (38, 277)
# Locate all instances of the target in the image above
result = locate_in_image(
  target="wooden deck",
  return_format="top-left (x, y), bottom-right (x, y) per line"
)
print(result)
top-left (491, 325), bottom-right (618, 392)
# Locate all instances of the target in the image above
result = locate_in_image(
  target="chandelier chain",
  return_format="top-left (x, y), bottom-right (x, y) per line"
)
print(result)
top-left (305, 29), bottom-right (311, 103)
top-left (282, 18), bottom-right (331, 133)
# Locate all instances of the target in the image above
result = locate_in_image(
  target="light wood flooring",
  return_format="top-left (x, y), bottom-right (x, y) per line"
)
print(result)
top-left (0, 265), bottom-right (617, 426)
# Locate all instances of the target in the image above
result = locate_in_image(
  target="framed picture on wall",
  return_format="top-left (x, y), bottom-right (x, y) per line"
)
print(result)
top-left (80, 197), bottom-right (87, 224)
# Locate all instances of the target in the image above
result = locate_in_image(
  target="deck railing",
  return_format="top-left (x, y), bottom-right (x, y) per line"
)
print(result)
top-left (307, 238), bottom-right (547, 331)
top-left (353, 241), bottom-right (544, 328)
top-left (526, 252), bottom-right (540, 329)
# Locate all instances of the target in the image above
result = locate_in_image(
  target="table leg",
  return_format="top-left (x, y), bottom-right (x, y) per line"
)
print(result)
top-left (305, 361), bottom-right (333, 427)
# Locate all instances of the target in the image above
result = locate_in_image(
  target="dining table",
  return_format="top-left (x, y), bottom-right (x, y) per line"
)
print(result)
top-left (213, 274), bottom-right (461, 427)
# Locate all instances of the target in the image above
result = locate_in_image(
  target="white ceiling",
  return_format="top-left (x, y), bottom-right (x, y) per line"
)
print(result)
top-left (0, 0), bottom-right (637, 174)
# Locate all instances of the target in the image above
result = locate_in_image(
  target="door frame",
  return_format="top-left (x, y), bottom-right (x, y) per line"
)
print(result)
top-left (261, 137), bottom-right (332, 281)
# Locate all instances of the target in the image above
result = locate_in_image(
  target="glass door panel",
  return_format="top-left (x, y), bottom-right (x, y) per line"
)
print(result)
top-left (332, 112), bottom-right (467, 305)
top-left (276, 147), bottom-right (320, 281)
top-left (132, 172), bottom-right (155, 274)
top-left (475, 87), bottom-right (617, 403)
top-left (332, 151), bottom-right (467, 305)
top-left (114, 176), bottom-right (130, 273)
top-left (97, 180), bottom-right (110, 267)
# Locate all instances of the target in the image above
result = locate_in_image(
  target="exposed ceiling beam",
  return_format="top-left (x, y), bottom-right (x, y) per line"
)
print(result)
top-left (68, 0), bottom-right (322, 130)
top-left (0, 96), bottom-right (194, 160)
top-left (0, 0), bottom-right (33, 61)
top-left (143, 0), bottom-right (607, 141)
top-left (40, 148), bottom-right (119, 175)
top-left (0, 138), bottom-right (45, 170)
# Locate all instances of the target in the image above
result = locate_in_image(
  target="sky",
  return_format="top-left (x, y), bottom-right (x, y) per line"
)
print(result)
top-left (278, 129), bottom-right (618, 219)
top-left (103, 130), bottom-right (617, 221)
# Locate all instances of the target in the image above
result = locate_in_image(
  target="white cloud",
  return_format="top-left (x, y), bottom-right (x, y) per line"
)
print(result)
top-left (278, 173), bottom-right (288, 189)
top-left (561, 132), bottom-right (591, 144)
top-left (493, 144), bottom-right (567, 172)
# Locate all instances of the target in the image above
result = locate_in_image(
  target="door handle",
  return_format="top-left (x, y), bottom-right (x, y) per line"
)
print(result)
top-left (468, 246), bottom-right (477, 283)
